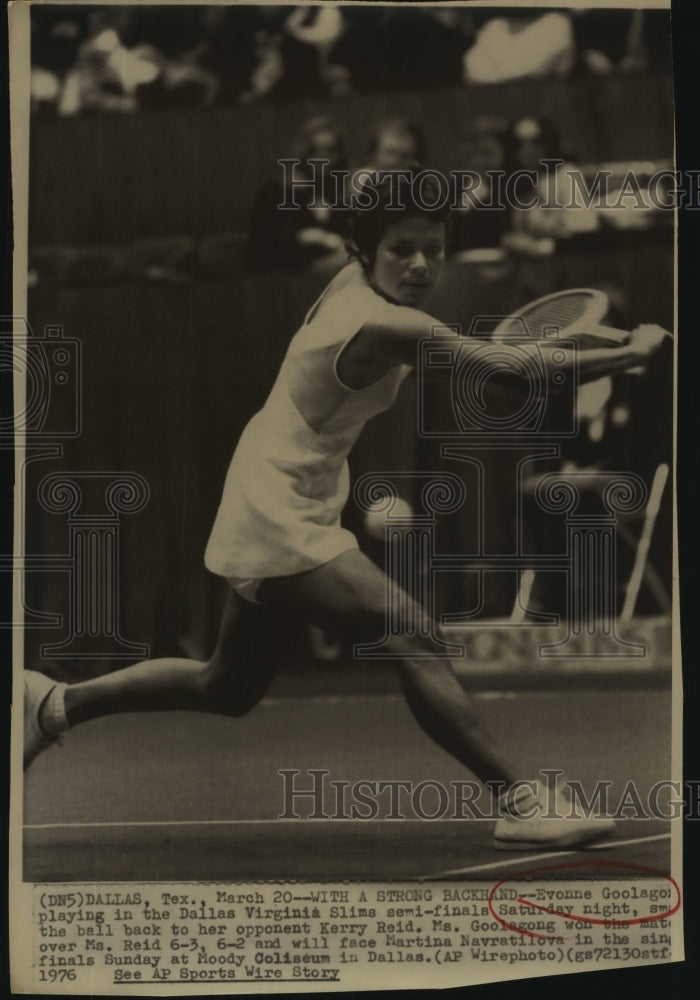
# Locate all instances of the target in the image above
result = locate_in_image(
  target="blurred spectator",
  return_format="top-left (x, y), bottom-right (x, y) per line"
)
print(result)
top-left (247, 116), bottom-right (349, 272)
top-left (366, 119), bottom-right (428, 171)
top-left (355, 119), bottom-right (428, 177)
top-left (30, 6), bottom-right (673, 115)
top-left (55, 6), bottom-right (219, 115)
top-left (501, 117), bottom-right (672, 256)
top-left (30, 67), bottom-right (62, 116)
top-left (464, 11), bottom-right (576, 84)
top-left (450, 116), bottom-right (516, 257)
top-left (501, 116), bottom-right (600, 257)
top-left (281, 6), bottom-right (348, 98)
top-left (31, 10), bottom-right (86, 114)
top-left (240, 24), bottom-right (286, 103)
top-left (241, 6), bottom-right (348, 103)
top-left (350, 119), bottom-right (428, 216)
top-left (56, 9), bottom-right (140, 116)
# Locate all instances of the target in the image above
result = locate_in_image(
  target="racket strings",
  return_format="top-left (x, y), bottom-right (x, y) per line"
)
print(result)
top-left (499, 291), bottom-right (602, 338)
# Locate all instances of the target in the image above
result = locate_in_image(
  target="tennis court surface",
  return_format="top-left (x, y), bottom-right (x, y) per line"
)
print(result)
top-left (24, 688), bottom-right (672, 882)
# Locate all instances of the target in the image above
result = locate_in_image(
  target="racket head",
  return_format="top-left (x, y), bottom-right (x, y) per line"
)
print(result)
top-left (493, 288), bottom-right (611, 342)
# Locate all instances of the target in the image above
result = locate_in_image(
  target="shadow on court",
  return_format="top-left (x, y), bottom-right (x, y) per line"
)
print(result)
top-left (24, 690), bottom-right (673, 882)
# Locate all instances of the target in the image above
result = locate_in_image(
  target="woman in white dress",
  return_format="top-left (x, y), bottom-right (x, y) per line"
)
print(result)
top-left (25, 170), bottom-right (667, 848)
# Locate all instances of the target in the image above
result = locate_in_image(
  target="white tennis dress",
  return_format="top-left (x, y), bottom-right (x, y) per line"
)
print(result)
top-left (204, 261), bottom-right (412, 599)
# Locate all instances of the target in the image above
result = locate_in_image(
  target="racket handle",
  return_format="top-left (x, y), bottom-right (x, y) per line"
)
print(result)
top-left (564, 324), bottom-right (629, 347)
top-left (580, 324), bottom-right (672, 344)
top-left (593, 324), bottom-right (630, 345)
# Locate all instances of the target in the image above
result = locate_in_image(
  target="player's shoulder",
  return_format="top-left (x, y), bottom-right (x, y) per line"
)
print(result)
top-left (315, 262), bottom-right (389, 320)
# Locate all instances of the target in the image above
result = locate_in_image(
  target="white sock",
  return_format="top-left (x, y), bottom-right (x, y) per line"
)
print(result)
top-left (39, 683), bottom-right (69, 735)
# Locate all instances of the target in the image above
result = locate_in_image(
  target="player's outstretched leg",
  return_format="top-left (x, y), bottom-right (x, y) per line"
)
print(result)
top-left (23, 588), bottom-right (278, 769)
top-left (258, 550), bottom-right (615, 851)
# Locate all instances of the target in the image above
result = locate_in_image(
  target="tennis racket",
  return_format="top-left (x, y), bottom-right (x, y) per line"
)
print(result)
top-left (493, 288), bottom-right (631, 346)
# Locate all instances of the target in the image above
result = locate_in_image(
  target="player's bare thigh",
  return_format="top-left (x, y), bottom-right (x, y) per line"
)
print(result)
top-left (255, 552), bottom-right (467, 705)
top-left (256, 549), bottom-right (406, 642)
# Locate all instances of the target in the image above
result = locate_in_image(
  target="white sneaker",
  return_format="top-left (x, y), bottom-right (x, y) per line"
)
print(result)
top-left (24, 671), bottom-right (61, 769)
top-left (493, 785), bottom-right (615, 851)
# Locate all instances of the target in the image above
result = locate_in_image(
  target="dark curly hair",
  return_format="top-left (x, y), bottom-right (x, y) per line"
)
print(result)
top-left (347, 165), bottom-right (452, 270)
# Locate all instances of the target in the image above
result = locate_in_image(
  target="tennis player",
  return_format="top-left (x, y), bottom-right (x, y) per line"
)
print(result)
top-left (24, 169), bottom-right (668, 849)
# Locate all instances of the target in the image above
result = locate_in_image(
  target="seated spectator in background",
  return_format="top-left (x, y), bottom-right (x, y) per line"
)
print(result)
top-left (361, 119), bottom-right (428, 172)
top-left (501, 116), bottom-right (600, 257)
top-left (449, 116), bottom-right (515, 257)
top-left (31, 10), bottom-right (87, 114)
top-left (239, 24), bottom-right (286, 103)
top-left (32, 5), bottom-right (673, 116)
top-left (350, 119), bottom-right (428, 215)
top-left (464, 10), bottom-right (575, 84)
top-left (501, 116), bottom-right (670, 255)
top-left (240, 6), bottom-right (347, 103)
top-left (31, 65), bottom-right (63, 115)
top-left (280, 5), bottom-right (349, 99)
top-left (56, 8), bottom-right (139, 115)
top-left (247, 116), bottom-right (349, 273)
top-left (55, 5), bottom-right (219, 115)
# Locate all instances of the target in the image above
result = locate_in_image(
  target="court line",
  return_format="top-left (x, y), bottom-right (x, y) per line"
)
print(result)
top-left (428, 833), bottom-right (671, 878)
top-left (24, 817), bottom-right (496, 830)
top-left (583, 832), bottom-right (672, 851)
